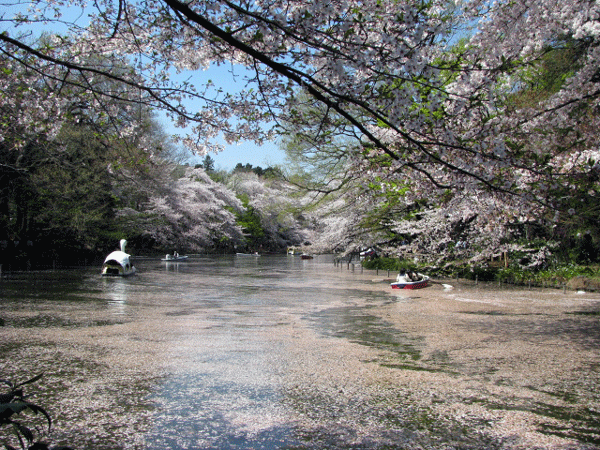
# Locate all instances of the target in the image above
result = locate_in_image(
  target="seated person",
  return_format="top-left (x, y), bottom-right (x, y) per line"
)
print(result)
top-left (408, 271), bottom-right (421, 281)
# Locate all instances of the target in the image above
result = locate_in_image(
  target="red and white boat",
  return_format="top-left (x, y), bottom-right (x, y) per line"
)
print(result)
top-left (390, 273), bottom-right (429, 289)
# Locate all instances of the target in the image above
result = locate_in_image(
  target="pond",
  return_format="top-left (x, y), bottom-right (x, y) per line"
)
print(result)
top-left (1, 255), bottom-right (599, 449)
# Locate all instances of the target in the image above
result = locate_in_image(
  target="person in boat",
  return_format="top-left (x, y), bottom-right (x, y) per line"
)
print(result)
top-left (408, 271), bottom-right (421, 281)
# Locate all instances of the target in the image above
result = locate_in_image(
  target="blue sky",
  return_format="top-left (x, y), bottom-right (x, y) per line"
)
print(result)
top-left (185, 138), bottom-right (286, 171)
top-left (158, 64), bottom-right (287, 171)
top-left (3, 1), bottom-right (287, 172)
top-left (159, 105), bottom-right (286, 171)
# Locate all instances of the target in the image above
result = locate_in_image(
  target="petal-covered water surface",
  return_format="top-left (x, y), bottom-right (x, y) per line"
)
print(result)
top-left (1, 255), bottom-right (599, 449)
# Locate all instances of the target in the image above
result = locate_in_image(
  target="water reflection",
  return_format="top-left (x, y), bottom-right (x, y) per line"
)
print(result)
top-left (102, 277), bottom-right (131, 316)
top-left (163, 261), bottom-right (185, 272)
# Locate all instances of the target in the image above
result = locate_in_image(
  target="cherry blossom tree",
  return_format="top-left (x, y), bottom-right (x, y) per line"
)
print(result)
top-left (0, 46), bottom-right (194, 261)
top-left (141, 166), bottom-right (246, 252)
top-left (2, 0), bottom-right (597, 182)
top-left (2, 0), bottom-right (599, 259)
top-left (0, 50), bottom-right (146, 262)
top-left (226, 170), bottom-right (310, 249)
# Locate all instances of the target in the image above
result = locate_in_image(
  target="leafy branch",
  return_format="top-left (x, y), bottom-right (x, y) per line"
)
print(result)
top-left (0, 374), bottom-right (72, 450)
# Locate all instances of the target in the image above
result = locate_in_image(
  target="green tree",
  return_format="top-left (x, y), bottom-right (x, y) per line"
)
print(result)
top-left (201, 154), bottom-right (216, 172)
top-left (0, 47), bottom-right (182, 264)
top-left (32, 124), bottom-right (117, 252)
top-left (234, 194), bottom-right (266, 250)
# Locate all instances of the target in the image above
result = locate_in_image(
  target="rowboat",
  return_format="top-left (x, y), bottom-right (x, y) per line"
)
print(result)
top-left (390, 273), bottom-right (429, 289)
top-left (102, 239), bottom-right (136, 276)
top-left (162, 253), bottom-right (188, 261)
top-left (360, 248), bottom-right (377, 259)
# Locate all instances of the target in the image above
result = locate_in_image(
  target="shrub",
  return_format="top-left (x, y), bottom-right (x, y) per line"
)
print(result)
top-left (0, 374), bottom-right (72, 450)
top-left (361, 257), bottom-right (416, 272)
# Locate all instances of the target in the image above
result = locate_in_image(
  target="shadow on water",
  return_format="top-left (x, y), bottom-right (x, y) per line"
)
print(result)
top-left (0, 268), bottom-right (103, 302)
top-left (0, 268), bottom-right (132, 327)
top-left (463, 393), bottom-right (600, 445)
top-left (308, 311), bottom-right (445, 376)
top-left (303, 288), bottom-right (600, 447)
top-left (307, 303), bottom-right (420, 355)
top-left (305, 299), bottom-right (455, 374)
top-left (147, 373), bottom-right (506, 450)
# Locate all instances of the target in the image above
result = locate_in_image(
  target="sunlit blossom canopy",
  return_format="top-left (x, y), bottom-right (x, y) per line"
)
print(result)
top-left (1, 0), bottom-right (600, 240)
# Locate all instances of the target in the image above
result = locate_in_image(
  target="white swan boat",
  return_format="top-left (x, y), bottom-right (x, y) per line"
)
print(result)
top-left (101, 239), bottom-right (136, 276)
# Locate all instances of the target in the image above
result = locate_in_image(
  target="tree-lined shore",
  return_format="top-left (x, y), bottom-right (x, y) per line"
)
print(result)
top-left (1, 0), bottom-right (599, 277)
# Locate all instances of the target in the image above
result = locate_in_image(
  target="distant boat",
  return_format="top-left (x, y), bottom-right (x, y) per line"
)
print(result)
top-left (162, 253), bottom-right (188, 262)
top-left (301, 254), bottom-right (314, 260)
top-left (287, 246), bottom-right (302, 255)
top-left (102, 239), bottom-right (136, 276)
top-left (360, 248), bottom-right (377, 259)
top-left (390, 272), bottom-right (429, 289)
top-left (236, 252), bottom-right (260, 257)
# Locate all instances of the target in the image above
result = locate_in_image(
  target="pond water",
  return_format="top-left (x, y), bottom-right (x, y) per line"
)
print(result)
top-left (1, 255), bottom-right (599, 450)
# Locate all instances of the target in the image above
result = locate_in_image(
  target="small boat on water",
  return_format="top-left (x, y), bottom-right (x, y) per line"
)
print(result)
top-left (236, 252), bottom-right (260, 257)
top-left (162, 253), bottom-right (188, 262)
top-left (301, 254), bottom-right (313, 260)
top-left (102, 239), bottom-right (136, 276)
top-left (391, 272), bottom-right (429, 289)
